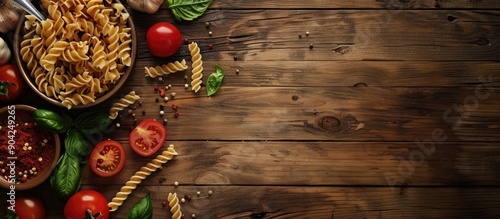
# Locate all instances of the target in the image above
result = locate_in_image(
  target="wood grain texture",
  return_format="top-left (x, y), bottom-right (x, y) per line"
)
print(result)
top-left (79, 141), bottom-right (500, 187)
top-left (84, 86), bottom-right (500, 142)
top-left (22, 184), bottom-right (500, 218)
top-left (129, 9), bottom-right (500, 62)
top-left (209, 0), bottom-right (500, 9)
top-left (2, 0), bottom-right (499, 218)
top-left (131, 61), bottom-right (500, 87)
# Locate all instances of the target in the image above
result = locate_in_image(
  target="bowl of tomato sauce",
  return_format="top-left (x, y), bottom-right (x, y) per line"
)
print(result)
top-left (0, 105), bottom-right (61, 190)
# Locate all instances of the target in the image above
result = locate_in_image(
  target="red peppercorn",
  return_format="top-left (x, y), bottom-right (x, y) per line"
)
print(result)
top-left (162, 201), bottom-right (167, 207)
top-left (184, 38), bottom-right (189, 44)
top-left (129, 126), bottom-right (134, 131)
top-left (172, 104), bottom-right (179, 110)
top-left (134, 118), bottom-right (138, 123)
top-left (175, 111), bottom-right (179, 118)
top-left (132, 106), bottom-right (137, 110)
top-left (208, 44), bottom-right (213, 50)
top-left (181, 214), bottom-right (185, 219)
top-left (159, 88), bottom-right (166, 97)
top-left (154, 85), bottom-right (159, 91)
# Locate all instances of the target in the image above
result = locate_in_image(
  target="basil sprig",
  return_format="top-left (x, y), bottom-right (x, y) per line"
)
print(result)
top-left (50, 153), bottom-right (82, 201)
top-left (126, 193), bottom-right (153, 219)
top-left (206, 64), bottom-right (225, 96)
top-left (168, 0), bottom-right (213, 21)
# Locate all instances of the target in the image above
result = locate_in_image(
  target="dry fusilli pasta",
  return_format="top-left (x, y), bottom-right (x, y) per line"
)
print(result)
top-left (109, 91), bottom-right (140, 120)
top-left (189, 42), bottom-right (203, 93)
top-left (168, 193), bottom-right (182, 219)
top-left (144, 59), bottom-right (188, 78)
top-left (108, 144), bottom-right (178, 212)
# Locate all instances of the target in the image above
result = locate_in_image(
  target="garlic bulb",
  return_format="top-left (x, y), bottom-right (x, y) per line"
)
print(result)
top-left (0, 37), bottom-right (10, 65)
top-left (0, 0), bottom-right (22, 33)
top-left (127, 0), bottom-right (164, 14)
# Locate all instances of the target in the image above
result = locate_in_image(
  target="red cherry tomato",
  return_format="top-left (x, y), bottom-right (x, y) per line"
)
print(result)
top-left (129, 119), bottom-right (167, 156)
top-left (14, 195), bottom-right (45, 219)
top-left (90, 140), bottom-right (126, 177)
top-left (64, 190), bottom-right (109, 219)
top-left (146, 22), bottom-right (182, 57)
top-left (0, 64), bottom-right (26, 102)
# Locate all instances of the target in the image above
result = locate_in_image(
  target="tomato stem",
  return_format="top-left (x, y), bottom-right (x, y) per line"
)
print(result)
top-left (0, 81), bottom-right (14, 97)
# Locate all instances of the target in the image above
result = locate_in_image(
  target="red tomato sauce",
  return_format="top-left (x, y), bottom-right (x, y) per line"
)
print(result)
top-left (0, 114), bottom-right (55, 183)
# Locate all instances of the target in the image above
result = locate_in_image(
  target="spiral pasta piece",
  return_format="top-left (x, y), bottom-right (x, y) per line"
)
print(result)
top-left (144, 59), bottom-right (188, 78)
top-left (108, 91), bottom-right (140, 120)
top-left (168, 193), bottom-right (183, 219)
top-left (108, 145), bottom-right (178, 212)
top-left (188, 42), bottom-right (203, 93)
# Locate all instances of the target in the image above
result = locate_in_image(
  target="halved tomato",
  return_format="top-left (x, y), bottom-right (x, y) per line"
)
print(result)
top-left (90, 140), bottom-right (126, 177)
top-left (129, 119), bottom-right (167, 156)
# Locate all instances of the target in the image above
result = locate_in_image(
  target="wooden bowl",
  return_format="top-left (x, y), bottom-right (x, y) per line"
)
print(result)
top-left (0, 105), bottom-right (61, 190)
top-left (13, 1), bottom-right (137, 109)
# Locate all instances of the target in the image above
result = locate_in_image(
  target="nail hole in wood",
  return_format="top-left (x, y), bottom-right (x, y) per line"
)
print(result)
top-left (292, 95), bottom-right (299, 101)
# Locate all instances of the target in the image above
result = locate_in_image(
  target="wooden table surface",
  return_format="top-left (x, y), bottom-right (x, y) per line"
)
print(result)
top-left (2, 0), bottom-right (500, 218)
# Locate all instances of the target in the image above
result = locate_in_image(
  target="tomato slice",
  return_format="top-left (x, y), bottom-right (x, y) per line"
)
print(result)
top-left (129, 119), bottom-right (167, 156)
top-left (90, 140), bottom-right (126, 177)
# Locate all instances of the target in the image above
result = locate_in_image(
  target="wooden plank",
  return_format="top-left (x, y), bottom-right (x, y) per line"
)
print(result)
top-left (30, 184), bottom-right (500, 218)
top-left (207, 0), bottom-right (500, 9)
top-left (79, 86), bottom-right (500, 142)
top-left (80, 141), bottom-right (500, 187)
top-left (131, 10), bottom-right (500, 61)
top-left (130, 61), bottom-right (500, 87)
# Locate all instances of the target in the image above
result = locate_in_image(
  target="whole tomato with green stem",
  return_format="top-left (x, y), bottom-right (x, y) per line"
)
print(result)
top-left (64, 190), bottom-right (109, 219)
top-left (0, 64), bottom-right (26, 102)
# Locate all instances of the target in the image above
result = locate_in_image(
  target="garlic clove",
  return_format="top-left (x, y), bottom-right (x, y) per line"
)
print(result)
top-left (127, 0), bottom-right (164, 14)
top-left (0, 37), bottom-right (11, 65)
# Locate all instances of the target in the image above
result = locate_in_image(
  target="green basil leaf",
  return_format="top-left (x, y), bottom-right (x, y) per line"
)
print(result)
top-left (168, 0), bottom-right (213, 21)
top-left (4, 209), bottom-right (17, 219)
top-left (126, 192), bottom-right (153, 219)
top-left (32, 109), bottom-right (71, 134)
top-left (50, 153), bottom-right (81, 201)
top-left (73, 111), bottom-right (112, 135)
top-left (206, 64), bottom-right (224, 96)
top-left (65, 129), bottom-right (91, 163)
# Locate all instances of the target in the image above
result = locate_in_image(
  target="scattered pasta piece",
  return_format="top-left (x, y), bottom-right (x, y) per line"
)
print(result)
top-left (144, 59), bottom-right (188, 78)
top-left (188, 42), bottom-right (203, 93)
top-left (108, 144), bottom-right (178, 212)
top-left (109, 91), bottom-right (140, 120)
top-left (168, 193), bottom-right (183, 219)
